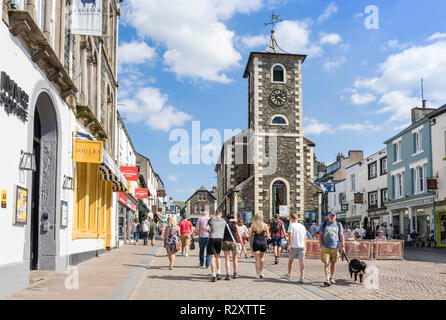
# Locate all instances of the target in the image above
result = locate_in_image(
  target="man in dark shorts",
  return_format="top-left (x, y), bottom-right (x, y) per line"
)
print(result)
top-left (269, 214), bottom-right (288, 264)
top-left (206, 210), bottom-right (227, 282)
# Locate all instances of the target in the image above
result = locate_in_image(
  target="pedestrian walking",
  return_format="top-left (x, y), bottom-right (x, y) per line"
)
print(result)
top-left (178, 215), bottom-right (193, 256)
top-left (132, 218), bottom-right (140, 245)
top-left (250, 213), bottom-right (269, 279)
top-left (149, 218), bottom-right (157, 246)
top-left (142, 217), bottom-right (150, 246)
top-left (222, 215), bottom-right (242, 280)
top-left (286, 214), bottom-right (307, 283)
top-left (309, 221), bottom-right (319, 238)
top-left (269, 214), bottom-right (288, 264)
top-left (318, 212), bottom-right (345, 286)
top-left (206, 210), bottom-right (227, 282)
top-left (237, 219), bottom-right (249, 259)
top-left (163, 216), bottom-right (180, 270)
top-left (196, 211), bottom-right (211, 269)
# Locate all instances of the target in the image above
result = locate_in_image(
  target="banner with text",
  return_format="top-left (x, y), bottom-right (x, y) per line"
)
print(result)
top-left (71, 0), bottom-right (103, 36)
top-left (120, 166), bottom-right (138, 181)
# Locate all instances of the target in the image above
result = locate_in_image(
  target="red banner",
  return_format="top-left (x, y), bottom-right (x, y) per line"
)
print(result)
top-left (119, 193), bottom-right (127, 205)
top-left (119, 166), bottom-right (138, 181)
top-left (305, 240), bottom-right (321, 258)
top-left (345, 240), bottom-right (373, 259)
top-left (135, 188), bottom-right (148, 199)
top-left (132, 202), bottom-right (137, 212)
top-left (374, 240), bottom-right (404, 260)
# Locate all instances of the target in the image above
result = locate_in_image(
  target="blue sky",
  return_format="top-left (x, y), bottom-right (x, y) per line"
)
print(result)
top-left (116, 0), bottom-right (446, 201)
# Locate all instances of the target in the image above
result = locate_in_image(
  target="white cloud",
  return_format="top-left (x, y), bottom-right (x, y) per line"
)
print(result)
top-left (351, 40), bottom-right (446, 122)
top-left (319, 32), bottom-right (341, 45)
top-left (118, 87), bottom-right (192, 131)
top-left (427, 32), bottom-right (446, 41)
top-left (317, 2), bottom-right (338, 23)
top-left (118, 41), bottom-right (156, 65)
top-left (168, 175), bottom-right (179, 182)
top-left (339, 123), bottom-right (381, 132)
top-left (323, 56), bottom-right (346, 71)
top-left (240, 34), bottom-right (269, 49)
top-left (350, 92), bottom-right (376, 105)
top-left (123, 0), bottom-right (264, 83)
top-left (380, 39), bottom-right (411, 52)
top-left (274, 20), bottom-right (323, 56)
top-left (303, 118), bottom-right (334, 135)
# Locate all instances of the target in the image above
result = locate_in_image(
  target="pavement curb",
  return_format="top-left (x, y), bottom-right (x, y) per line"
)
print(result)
top-left (109, 245), bottom-right (161, 300)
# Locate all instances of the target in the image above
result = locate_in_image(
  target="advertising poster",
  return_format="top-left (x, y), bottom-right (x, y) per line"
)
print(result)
top-left (71, 0), bottom-right (103, 36)
top-left (15, 186), bottom-right (27, 224)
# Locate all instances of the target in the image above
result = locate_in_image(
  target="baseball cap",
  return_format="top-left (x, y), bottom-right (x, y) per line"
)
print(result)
top-left (328, 211), bottom-right (336, 216)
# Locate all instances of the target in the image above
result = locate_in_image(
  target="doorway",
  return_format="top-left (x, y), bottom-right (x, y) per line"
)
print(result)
top-left (272, 180), bottom-right (287, 216)
top-left (29, 92), bottom-right (59, 270)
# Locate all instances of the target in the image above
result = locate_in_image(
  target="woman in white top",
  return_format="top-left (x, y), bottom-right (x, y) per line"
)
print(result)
top-left (237, 219), bottom-right (249, 259)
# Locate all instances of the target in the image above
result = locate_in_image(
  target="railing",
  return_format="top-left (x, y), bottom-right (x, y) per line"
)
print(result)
top-left (305, 239), bottom-right (404, 260)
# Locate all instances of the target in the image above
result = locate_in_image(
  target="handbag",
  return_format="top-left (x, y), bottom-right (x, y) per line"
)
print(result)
top-left (226, 223), bottom-right (242, 254)
top-left (190, 237), bottom-right (195, 250)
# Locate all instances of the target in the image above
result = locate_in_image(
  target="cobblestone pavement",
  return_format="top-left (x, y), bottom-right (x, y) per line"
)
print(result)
top-left (263, 246), bottom-right (446, 300)
top-left (129, 244), bottom-right (332, 300)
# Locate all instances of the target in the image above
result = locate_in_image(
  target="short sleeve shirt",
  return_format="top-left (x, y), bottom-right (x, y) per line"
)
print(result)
top-left (178, 220), bottom-right (192, 235)
top-left (208, 217), bottom-right (226, 239)
top-left (197, 215), bottom-right (211, 238)
top-left (321, 221), bottom-right (343, 248)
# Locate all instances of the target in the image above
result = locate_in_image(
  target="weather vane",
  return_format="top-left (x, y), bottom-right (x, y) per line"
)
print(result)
top-left (265, 14), bottom-right (282, 33)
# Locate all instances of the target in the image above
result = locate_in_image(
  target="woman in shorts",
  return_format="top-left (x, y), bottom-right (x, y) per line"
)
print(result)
top-left (222, 215), bottom-right (243, 280)
top-left (249, 213), bottom-right (270, 278)
top-left (237, 219), bottom-right (249, 259)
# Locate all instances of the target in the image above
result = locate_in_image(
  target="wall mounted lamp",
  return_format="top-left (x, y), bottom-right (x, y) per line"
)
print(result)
top-left (19, 151), bottom-right (36, 171)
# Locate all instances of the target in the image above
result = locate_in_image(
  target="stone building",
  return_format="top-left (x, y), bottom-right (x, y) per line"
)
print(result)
top-left (215, 30), bottom-right (311, 223)
top-left (185, 186), bottom-right (216, 217)
top-left (0, 0), bottom-right (124, 298)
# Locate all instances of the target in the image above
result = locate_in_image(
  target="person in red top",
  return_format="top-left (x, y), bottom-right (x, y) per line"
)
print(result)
top-left (178, 215), bottom-right (193, 256)
top-left (269, 214), bottom-right (288, 264)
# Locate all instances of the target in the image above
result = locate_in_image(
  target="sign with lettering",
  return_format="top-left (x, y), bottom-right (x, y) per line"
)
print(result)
top-left (1, 190), bottom-right (6, 209)
top-left (71, 0), bottom-right (103, 36)
top-left (119, 193), bottom-right (127, 205)
top-left (354, 192), bottom-right (364, 204)
top-left (374, 240), bottom-right (403, 260)
top-left (135, 188), bottom-right (148, 199)
top-left (119, 166), bottom-right (138, 181)
top-left (345, 240), bottom-right (373, 259)
top-left (427, 179), bottom-right (438, 191)
top-left (0, 71), bottom-right (29, 122)
top-left (73, 139), bottom-right (103, 163)
top-left (157, 190), bottom-right (166, 197)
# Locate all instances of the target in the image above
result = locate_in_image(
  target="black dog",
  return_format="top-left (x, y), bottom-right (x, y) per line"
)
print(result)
top-left (342, 253), bottom-right (367, 283)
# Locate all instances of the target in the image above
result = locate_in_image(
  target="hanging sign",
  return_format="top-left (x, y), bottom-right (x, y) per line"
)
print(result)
top-left (1, 190), bottom-right (7, 208)
top-left (135, 188), bottom-right (148, 199)
top-left (73, 139), bottom-right (103, 163)
top-left (157, 190), bottom-right (166, 197)
top-left (71, 0), bottom-right (103, 36)
top-left (119, 166), bottom-right (138, 181)
top-left (354, 192), bottom-right (364, 204)
top-left (427, 179), bottom-right (438, 191)
top-left (132, 202), bottom-right (137, 212)
top-left (119, 193), bottom-right (127, 205)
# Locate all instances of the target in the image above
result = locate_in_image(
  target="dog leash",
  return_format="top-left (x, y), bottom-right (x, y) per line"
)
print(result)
top-left (341, 251), bottom-right (350, 264)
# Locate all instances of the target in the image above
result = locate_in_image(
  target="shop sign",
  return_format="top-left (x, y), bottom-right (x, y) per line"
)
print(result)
top-left (73, 139), bottom-right (103, 163)
top-left (337, 212), bottom-right (346, 220)
top-left (1, 190), bottom-right (7, 208)
top-left (135, 188), bottom-right (148, 199)
top-left (157, 190), bottom-right (166, 197)
top-left (71, 0), bottom-right (103, 36)
top-left (354, 193), bottom-right (364, 204)
top-left (119, 193), bottom-right (127, 205)
top-left (119, 166), bottom-right (138, 181)
top-left (152, 205), bottom-right (157, 213)
top-left (341, 204), bottom-right (348, 211)
top-left (427, 179), bottom-right (438, 190)
top-left (0, 71), bottom-right (29, 122)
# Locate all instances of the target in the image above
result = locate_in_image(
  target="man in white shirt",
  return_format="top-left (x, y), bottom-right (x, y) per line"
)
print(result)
top-left (286, 213), bottom-right (307, 283)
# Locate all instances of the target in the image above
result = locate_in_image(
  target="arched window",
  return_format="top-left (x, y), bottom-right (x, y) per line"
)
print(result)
top-left (273, 65), bottom-right (284, 82)
top-left (271, 116), bottom-right (287, 125)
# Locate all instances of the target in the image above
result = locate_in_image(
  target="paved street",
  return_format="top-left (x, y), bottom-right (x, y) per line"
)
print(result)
top-left (4, 238), bottom-right (446, 300)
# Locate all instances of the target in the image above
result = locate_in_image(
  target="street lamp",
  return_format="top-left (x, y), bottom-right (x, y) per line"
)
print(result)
top-left (19, 151), bottom-right (36, 171)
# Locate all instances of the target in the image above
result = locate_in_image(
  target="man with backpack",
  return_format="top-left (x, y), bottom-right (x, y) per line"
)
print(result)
top-left (318, 212), bottom-right (345, 287)
top-left (269, 214), bottom-right (288, 264)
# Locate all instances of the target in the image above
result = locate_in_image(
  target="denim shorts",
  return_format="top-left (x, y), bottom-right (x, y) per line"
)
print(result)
top-left (271, 236), bottom-right (282, 247)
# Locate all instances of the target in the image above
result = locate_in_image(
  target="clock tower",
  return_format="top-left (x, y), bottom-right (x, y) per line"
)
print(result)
top-left (243, 26), bottom-right (307, 221)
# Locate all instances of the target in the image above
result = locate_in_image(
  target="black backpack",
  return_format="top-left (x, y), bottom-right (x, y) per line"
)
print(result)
top-left (271, 220), bottom-right (280, 234)
top-left (320, 220), bottom-right (342, 237)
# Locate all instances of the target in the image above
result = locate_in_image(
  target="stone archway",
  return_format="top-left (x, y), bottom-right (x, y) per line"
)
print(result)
top-left (30, 92), bottom-right (58, 270)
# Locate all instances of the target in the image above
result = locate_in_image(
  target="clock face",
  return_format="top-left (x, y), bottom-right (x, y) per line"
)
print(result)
top-left (270, 89), bottom-right (287, 106)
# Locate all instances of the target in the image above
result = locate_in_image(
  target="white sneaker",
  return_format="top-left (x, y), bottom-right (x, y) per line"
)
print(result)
top-left (298, 277), bottom-right (304, 284)
top-left (185, 254), bottom-right (189, 257)
top-left (284, 273), bottom-right (290, 279)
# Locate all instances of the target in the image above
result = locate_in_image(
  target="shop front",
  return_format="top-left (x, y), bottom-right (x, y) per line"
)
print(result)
top-left (117, 192), bottom-right (138, 243)
top-left (435, 202), bottom-right (446, 247)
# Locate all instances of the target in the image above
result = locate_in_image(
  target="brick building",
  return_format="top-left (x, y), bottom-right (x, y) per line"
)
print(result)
top-left (185, 186), bottom-right (216, 217)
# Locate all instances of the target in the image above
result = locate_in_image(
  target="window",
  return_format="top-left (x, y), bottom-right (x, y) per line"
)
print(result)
top-left (200, 204), bottom-right (205, 212)
top-left (395, 173), bottom-right (403, 199)
top-left (272, 65), bottom-right (284, 82)
top-left (271, 116), bottom-right (287, 125)
top-left (395, 140), bottom-right (401, 162)
top-left (341, 192), bottom-right (346, 203)
top-left (381, 189), bottom-right (388, 207)
top-left (351, 174), bottom-right (355, 191)
top-left (380, 157), bottom-right (387, 175)
top-left (368, 161), bottom-right (377, 180)
top-left (414, 165), bottom-right (426, 194)
top-left (368, 191), bottom-right (378, 208)
top-left (195, 205), bottom-right (199, 213)
top-left (413, 128), bottom-right (423, 154)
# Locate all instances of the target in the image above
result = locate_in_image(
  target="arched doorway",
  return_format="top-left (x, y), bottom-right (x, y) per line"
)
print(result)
top-left (271, 180), bottom-right (287, 216)
top-left (30, 92), bottom-right (58, 270)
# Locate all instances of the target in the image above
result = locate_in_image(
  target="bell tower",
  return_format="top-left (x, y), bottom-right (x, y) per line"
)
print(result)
top-left (243, 15), bottom-right (307, 221)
